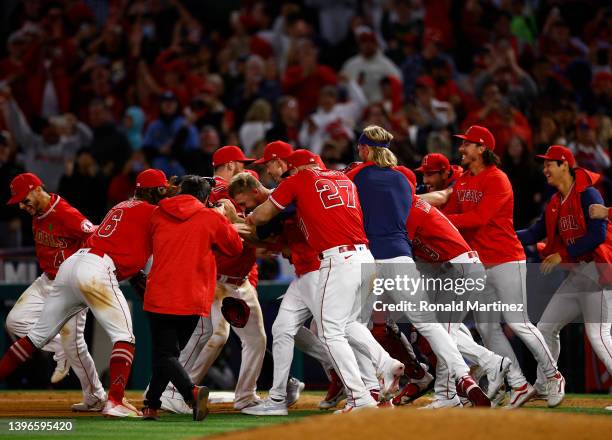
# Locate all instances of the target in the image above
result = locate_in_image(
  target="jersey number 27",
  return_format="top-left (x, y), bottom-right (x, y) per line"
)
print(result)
top-left (315, 179), bottom-right (356, 209)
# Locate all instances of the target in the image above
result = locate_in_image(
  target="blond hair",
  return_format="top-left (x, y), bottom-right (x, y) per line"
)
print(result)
top-left (360, 125), bottom-right (397, 167)
top-left (228, 172), bottom-right (262, 198)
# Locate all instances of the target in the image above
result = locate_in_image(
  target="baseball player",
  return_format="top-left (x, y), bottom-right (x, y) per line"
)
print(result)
top-left (0, 169), bottom-right (171, 417)
top-left (2, 172), bottom-right (105, 411)
top-left (442, 125), bottom-right (565, 408)
top-left (517, 145), bottom-right (612, 397)
top-left (248, 149), bottom-right (406, 413)
top-left (344, 125), bottom-right (490, 407)
top-left (227, 170), bottom-right (335, 415)
top-left (413, 154), bottom-right (514, 407)
top-left (417, 153), bottom-right (463, 194)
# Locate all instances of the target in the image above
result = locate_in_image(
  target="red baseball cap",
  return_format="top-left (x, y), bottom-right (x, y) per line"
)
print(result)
top-left (136, 169), bottom-right (168, 188)
top-left (286, 149), bottom-right (319, 170)
top-left (453, 125), bottom-right (496, 150)
top-left (212, 146), bottom-right (255, 167)
top-left (7, 173), bottom-right (43, 205)
top-left (254, 141), bottom-right (293, 165)
top-left (536, 145), bottom-right (575, 168)
top-left (415, 153), bottom-right (450, 173)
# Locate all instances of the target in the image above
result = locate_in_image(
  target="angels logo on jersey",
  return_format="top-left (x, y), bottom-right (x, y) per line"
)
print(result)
top-left (80, 220), bottom-right (95, 233)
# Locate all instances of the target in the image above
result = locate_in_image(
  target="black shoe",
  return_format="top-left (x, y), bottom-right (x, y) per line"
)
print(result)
top-left (192, 386), bottom-right (210, 421)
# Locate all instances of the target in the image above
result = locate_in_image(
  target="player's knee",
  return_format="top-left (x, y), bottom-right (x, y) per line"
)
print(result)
top-left (5, 310), bottom-right (23, 337)
top-left (271, 319), bottom-right (293, 340)
top-left (536, 321), bottom-right (556, 338)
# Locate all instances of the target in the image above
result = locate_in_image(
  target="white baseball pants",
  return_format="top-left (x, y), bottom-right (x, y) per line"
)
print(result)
top-left (536, 262), bottom-right (612, 386)
top-left (474, 261), bottom-right (558, 388)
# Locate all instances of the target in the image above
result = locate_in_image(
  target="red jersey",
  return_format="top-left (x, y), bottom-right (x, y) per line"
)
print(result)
top-left (280, 215), bottom-right (320, 276)
top-left (32, 194), bottom-right (94, 278)
top-left (86, 199), bottom-right (156, 281)
top-left (210, 176), bottom-right (258, 285)
top-left (407, 196), bottom-right (472, 262)
top-left (444, 166), bottom-right (525, 264)
top-left (270, 168), bottom-right (368, 254)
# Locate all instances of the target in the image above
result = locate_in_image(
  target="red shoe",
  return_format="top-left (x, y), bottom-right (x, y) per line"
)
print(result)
top-left (456, 375), bottom-right (490, 407)
top-left (319, 370), bottom-right (346, 410)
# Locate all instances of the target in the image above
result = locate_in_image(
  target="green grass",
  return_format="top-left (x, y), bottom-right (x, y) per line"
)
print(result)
top-left (0, 392), bottom-right (609, 440)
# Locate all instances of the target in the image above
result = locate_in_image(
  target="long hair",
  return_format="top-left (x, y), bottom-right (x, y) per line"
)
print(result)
top-left (482, 149), bottom-right (501, 167)
top-left (361, 125), bottom-right (397, 168)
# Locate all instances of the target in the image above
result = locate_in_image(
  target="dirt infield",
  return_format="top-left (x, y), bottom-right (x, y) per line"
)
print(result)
top-left (207, 405), bottom-right (612, 440)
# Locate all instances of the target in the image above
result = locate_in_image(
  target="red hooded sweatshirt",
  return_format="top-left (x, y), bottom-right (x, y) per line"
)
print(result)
top-left (144, 195), bottom-right (243, 316)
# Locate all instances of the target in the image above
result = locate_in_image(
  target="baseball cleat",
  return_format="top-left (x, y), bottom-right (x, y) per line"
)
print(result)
top-left (504, 383), bottom-right (536, 409)
top-left (546, 372), bottom-right (565, 408)
top-left (393, 367), bottom-right (434, 405)
top-left (102, 398), bottom-right (143, 418)
top-left (142, 407), bottom-right (159, 421)
top-left (378, 360), bottom-right (405, 401)
top-left (418, 395), bottom-right (463, 409)
top-left (486, 356), bottom-right (512, 399)
top-left (605, 406), bottom-right (612, 411)
top-left (51, 358), bottom-right (70, 384)
top-left (319, 370), bottom-right (346, 410)
top-left (241, 398), bottom-right (288, 416)
top-left (456, 375), bottom-right (491, 407)
top-left (234, 396), bottom-right (263, 411)
top-left (192, 386), bottom-right (210, 421)
top-left (160, 391), bottom-right (192, 415)
top-left (333, 401), bottom-right (377, 414)
top-left (490, 386), bottom-right (507, 408)
top-left (529, 382), bottom-right (548, 401)
top-left (286, 377), bottom-right (305, 407)
top-left (72, 400), bottom-right (105, 412)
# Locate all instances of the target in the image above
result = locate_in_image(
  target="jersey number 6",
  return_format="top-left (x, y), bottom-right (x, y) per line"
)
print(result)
top-left (97, 209), bottom-right (124, 238)
top-left (315, 179), bottom-right (356, 209)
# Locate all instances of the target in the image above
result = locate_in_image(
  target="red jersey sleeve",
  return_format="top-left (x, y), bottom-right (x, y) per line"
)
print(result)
top-left (447, 173), bottom-right (511, 229)
top-left (269, 176), bottom-right (299, 210)
top-left (212, 212), bottom-right (243, 257)
top-left (58, 203), bottom-right (95, 241)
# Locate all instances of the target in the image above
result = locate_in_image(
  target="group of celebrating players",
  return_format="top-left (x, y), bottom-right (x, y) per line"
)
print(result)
top-left (0, 123), bottom-right (611, 420)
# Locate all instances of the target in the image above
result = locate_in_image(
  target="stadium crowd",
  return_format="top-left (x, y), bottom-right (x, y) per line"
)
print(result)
top-left (0, 0), bottom-right (610, 261)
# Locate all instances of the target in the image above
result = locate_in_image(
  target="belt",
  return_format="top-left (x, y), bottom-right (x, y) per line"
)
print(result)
top-left (318, 244), bottom-right (368, 260)
top-left (217, 274), bottom-right (247, 287)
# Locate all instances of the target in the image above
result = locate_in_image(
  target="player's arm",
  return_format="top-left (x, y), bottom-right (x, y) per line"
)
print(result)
top-left (248, 178), bottom-right (295, 226)
top-left (61, 206), bottom-right (96, 240)
top-left (516, 213), bottom-right (546, 245)
top-left (588, 204), bottom-right (610, 220)
top-left (446, 175), bottom-right (510, 228)
top-left (247, 199), bottom-right (281, 226)
top-left (420, 187), bottom-right (452, 207)
top-left (566, 187), bottom-right (607, 258)
top-left (213, 213), bottom-right (244, 257)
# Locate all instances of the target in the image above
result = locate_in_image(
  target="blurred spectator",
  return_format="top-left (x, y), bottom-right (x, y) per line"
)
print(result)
top-left (142, 91), bottom-right (199, 152)
top-left (501, 136), bottom-right (545, 229)
top-left (533, 115), bottom-right (565, 153)
top-left (282, 38), bottom-right (337, 118)
top-left (568, 116), bottom-right (610, 173)
top-left (298, 79), bottom-right (367, 154)
top-left (265, 96), bottom-right (301, 146)
top-left (538, 11), bottom-right (588, 68)
top-left (232, 54), bottom-right (281, 127)
top-left (0, 88), bottom-right (91, 192)
top-left (239, 99), bottom-right (273, 156)
top-left (341, 26), bottom-right (402, 104)
top-left (0, 132), bottom-right (25, 247)
top-left (180, 126), bottom-right (219, 177)
top-left (58, 147), bottom-right (108, 223)
top-left (123, 106), bottom-right (146, 150)
top-left (461, 80), bottom-right (532, 157)
top-left (106, 150), bottom-right (150, 207)
top-left (88, 99), bottom-right (131, 176)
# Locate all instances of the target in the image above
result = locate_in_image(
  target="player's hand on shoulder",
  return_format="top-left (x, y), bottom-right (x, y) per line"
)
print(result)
top-left (233, 222), bottom-right (254, 238)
